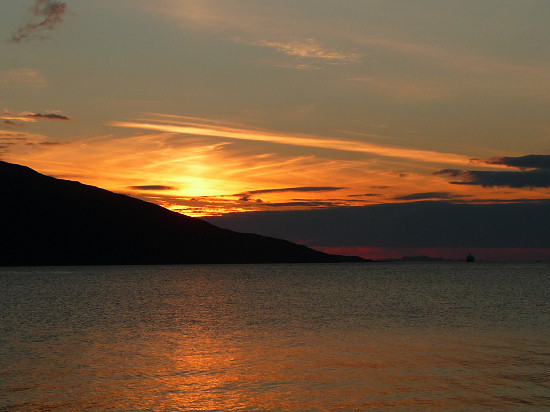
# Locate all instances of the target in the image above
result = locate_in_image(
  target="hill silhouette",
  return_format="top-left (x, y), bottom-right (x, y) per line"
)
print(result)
top-left (0, 161), bottom-right (364, 265)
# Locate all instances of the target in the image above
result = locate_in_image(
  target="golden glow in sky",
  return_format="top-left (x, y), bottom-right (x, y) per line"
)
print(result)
top-left (1, 1), bottom-right (549, 217)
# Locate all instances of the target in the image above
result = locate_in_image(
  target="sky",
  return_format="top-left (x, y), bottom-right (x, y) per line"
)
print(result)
top-left (1, 0), bottom-right (550, 259)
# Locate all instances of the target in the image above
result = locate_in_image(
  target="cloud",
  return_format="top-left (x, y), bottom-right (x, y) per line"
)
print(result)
top-left (33, 141), bottom-right (66, 146)
top-left (261, 201), bottom-right (341, 208)
top-left (393, 192), bottom-right (453, 201)
top-left (148, 1), bottom-right (550, 98)
top-left (237, 186), bottom-right (345, 196)
top-left (250, 38), bottom-right (359, 63)
top-left (0, 138), bottom-right (19, 149)
top-left (450, 170), bottom-right (550, 188)
top-left (485, 155), bottom-right (550, 170)
top-left (0, 131), bottom-right (51, 157)
top-left (28, 113), bottom-right (70, 121)
top-left (2, 120), bottom-right (20, 127)
top-left (436, 154), bottom-right (550, 188)
top-left (147, 1), bottom-right (550, 100)
top-left (348, 193), bottom-right (378, 198)
top-left (129, 185), bottom-right (178, 191)
top-left (10, 0), bottom-right (67, 43)
top-left (1, 110), bottom-right (70, 122)
top-left (0, 68), bottom-right (46, 87)
top-left (235, 186), bottom-right (345, 203)
top-left (433, 169), bottom-right (462, 177)
top-left (343, 32), bottom-right (550, 102)
top-left (0, 132), bottom-right (28, 139)
top-left (110, 116), bottom-right (477, 167)
top-left (353, 35), bottom-right (550, 80)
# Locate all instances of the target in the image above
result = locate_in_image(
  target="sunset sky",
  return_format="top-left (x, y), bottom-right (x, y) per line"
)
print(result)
top-left (2, 1), bottom-right (549, 259)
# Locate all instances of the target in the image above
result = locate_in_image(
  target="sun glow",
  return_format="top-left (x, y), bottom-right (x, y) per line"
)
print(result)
top-left (3, 114), bottom-right (548, 217)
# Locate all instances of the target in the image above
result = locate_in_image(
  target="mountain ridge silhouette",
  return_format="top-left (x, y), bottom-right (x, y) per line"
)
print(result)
top-left (0, 161), bottom-right (365, 265)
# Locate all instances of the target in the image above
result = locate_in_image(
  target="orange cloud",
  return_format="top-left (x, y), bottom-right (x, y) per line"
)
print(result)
top-left (110, 118), bottom-right (476, 167)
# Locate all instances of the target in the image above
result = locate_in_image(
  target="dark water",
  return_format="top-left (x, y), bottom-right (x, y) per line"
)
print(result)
top-left (1, 262), bottom-right (549, 410)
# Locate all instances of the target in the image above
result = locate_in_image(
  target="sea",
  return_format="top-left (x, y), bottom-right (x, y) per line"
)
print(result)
top-left (1, 262), bottom-right (549, 411)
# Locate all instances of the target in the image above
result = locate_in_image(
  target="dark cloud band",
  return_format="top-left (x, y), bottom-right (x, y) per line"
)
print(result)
top-left (129, 185), bottom-right (177, 191)
top-left (238, 186), bottom-right (346, 196)
top-left (393, 192), bottom-right (453, 201)
top-left (451, 170), bottom-right (550, 188)
top-left (29, 113), bottom-right (70, 121)
top-left (486, 155), bottom-right (550, 170)
top-left (1, 111), bottom-right (71, 123)
top-left (435, 154), bottom-right (550, 188)
top-left (235, 186), bottom-right (346, 202)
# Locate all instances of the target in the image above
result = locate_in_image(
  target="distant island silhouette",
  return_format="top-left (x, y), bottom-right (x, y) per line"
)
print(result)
top-left (0, 161), bottom-right (365, 266)
top-left (381, 255), bottom-right (451, 262)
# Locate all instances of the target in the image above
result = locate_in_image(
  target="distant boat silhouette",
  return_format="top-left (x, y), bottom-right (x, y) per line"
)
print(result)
top-left (466, 254), bottom-right (475, 262)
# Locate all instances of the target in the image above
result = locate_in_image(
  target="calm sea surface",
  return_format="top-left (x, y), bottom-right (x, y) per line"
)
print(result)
top-left (1, 262), bottom-right (549, 411)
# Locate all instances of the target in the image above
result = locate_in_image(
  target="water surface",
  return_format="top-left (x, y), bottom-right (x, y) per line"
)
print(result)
top-left (1, 262), bottom-right (549, 410)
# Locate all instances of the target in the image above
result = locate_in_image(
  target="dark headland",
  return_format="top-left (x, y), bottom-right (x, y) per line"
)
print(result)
top-left (0, 161), bottom-right (365, 265)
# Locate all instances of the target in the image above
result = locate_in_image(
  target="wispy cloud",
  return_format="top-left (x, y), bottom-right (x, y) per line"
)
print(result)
top-left (145, 1), bottom-right (550, 102)
top-left (250, 38), bottom-right (359, 63)
top-left (28, 112), bottom-right (70, 121)
top-left (242, 186), bottom-right (345, 196)
top-left (393, 192), bottom-right (454, 201)
top-left (9, 0), bottom-right (68, 43)
top-left (148, 2), bottom-right (550, 84)
top-left (0, 129), bottom-right (55, 156)
top-left (144, 1), bottom-right (296, 37)
top-left (1, 110), bottom-right (70, 123)
top-left (349, 36), bottom-right (550, 99)
top-left (2, 120), bottom-right (20, 127)
top-left (0, 130), bottom-right (41, 139)
top-left (146, 1), bottom-right (358, 68)
top-left (235, 186), bottom-right (345, 201)
top-left (110, 116), bottom-right (476, 167)
top-left (353, 36), bottom-right (550, 79)
top-left (0, 68), bottom-right (46, 87)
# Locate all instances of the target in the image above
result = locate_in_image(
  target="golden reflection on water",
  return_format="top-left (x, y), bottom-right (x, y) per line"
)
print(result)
top-left (30, 329), bottom-right (542, 411)
top-left (4, 318), bottom-right (550, 410)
